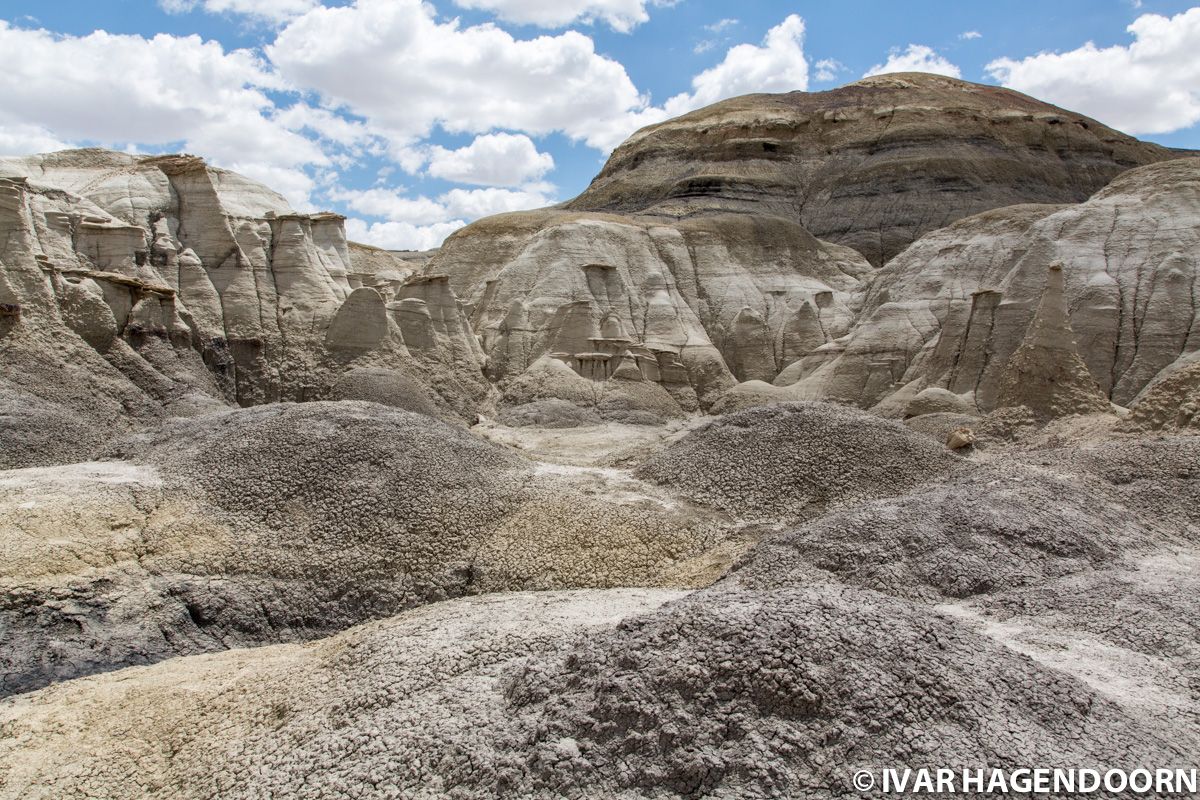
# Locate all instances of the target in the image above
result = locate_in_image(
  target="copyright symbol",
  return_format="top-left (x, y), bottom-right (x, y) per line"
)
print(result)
top-left (853, 770), bottom-right (875, 792)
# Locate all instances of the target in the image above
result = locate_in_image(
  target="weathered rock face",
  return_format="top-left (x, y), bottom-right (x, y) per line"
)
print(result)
top-left (727, 157), bottom-right (1200, 417)
top-left (0, 150), bottom-right (488, 465)
top-left (567, 73), bottom-right (1186, 266)
top-left (431, 210), bottom-right (871, 415)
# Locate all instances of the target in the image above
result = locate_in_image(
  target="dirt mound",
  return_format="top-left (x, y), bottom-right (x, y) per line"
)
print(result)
top-left (732, 464), bottom-right (1151, 601)
top-left (499, 584), bottom-right (1180, 798)
top-left (636, 402), bottom-right (956, 522)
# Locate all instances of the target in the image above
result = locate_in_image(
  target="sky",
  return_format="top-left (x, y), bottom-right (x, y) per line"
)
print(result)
top-left (1, 0), bottom-right (1198, 250)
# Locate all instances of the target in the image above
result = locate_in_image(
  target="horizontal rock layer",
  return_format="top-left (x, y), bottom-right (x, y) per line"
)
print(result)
top-left (568, 73), bottom-right (1187, 266)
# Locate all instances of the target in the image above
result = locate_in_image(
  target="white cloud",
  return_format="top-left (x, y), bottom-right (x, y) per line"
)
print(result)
top-left (269, 0), bottom-right (655, 153)
top-left (959, 30), bottom-right (982, 40)
top-left (0, 21), bottom-right (328, 206)
top-left (345, 218), bottom-right (466, 251)
top-left (450, 0), bottom-right (672, 32)
top-left (814, 58), bottom-right (844, 82)
top-left (694, 18), bottom-right (739, 55)
top-left (269, 6), bottom-right (821, 159)
top-left (0, 123), bottom-right (71, 156)
top-left (332, 184), bottom-right (555, 223)
top-left (329, 187), bottom-right (450, 225)
top-left (863, 44), bottom-right (962, 79)
top-left (705, 18), bottom-right (738, 33)
top-left (664, 14), bottom-right (809, 117)
top-left (441, 184), bottom-right (554, 218)
top-left (160, 0), bottom-right (319, 24)
top-left (426, 133), bottom-right (553, 187)
top-left (338, 181), bottom-right (556, 249)
top-left (275, 104), bottom-right (381, 151)
top-left (986, 8), bottom-right (1200, 135)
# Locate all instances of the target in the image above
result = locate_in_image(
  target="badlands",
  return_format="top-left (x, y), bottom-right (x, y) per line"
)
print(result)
top-left (1, 73), bottom-right (1199, 798)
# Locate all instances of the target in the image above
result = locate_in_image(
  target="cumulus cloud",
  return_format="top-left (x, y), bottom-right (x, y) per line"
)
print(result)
top-left (328, 187), bottom-right (450, 225)
top-left (986, 8), bottom-right (1200, 135)
top-left (269, 0), bottom-right (655, 152)
top-left (664, 14), bottom-right (809, 117)
top-left (960, 30), bottom-right (982, 40)
top-left (275, 104), bottom-right (381, 151)
top-left (863, 44), bottom-right (962, 79)
top-left (333, 182), bottom-right (555, 249)
top-left (426, 133), bottom-right (553, 186)
top-left (159, 0), bottom-right (319, 24)
top-left (450, 0), bottom-right (671, 32)
top-left (268, 5), bottom-right (822, 157)
top-left (441, 184), bottom-right (554, 218)
top-left (0, 21), bottom-right (327, 207)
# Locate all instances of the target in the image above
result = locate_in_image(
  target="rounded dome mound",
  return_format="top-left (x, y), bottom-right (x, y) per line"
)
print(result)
top-left (635, 401), bottom-right (956, 522)
top-left (107, 403), bottom-right (529, 576)
top-left (328, 367), bottom-right (441, 418)
top-left (734, 464), bottom-right (1150, 601)
top-left (502, 583), bottom-right (1177, 797)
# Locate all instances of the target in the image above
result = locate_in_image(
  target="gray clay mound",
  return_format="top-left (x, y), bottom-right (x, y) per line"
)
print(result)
top-left (3, 402), bottom-right (737, 696)
top-left (497, 398), bottom-right (602, 428)
top-left (1, 403), bottom-right (532, 695)
top-left (636, 402), bottom-right (956, 522)
top-left (1018, 437), bottom-right (1200, 533)
top-left (729, 463), bottom-right (1153, 601)
top-left (495, 584), bottom-right (1181, 798)
top-left (903, 411), bottom-right (980, 444)
top-left (0, 383), bottom-right (106, 469)
top-left (978, 553), bottom-right (1200, 695)
top-left (102, 401), bottom-right (532, 587)
top-left (328, 367), bottom-right (442, 418)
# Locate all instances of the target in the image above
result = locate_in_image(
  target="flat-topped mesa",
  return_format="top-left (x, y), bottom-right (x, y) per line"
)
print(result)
top-left (567, 73), bottom-right (1187, 266)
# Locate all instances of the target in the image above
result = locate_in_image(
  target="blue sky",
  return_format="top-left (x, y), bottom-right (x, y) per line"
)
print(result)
top-left (1, 0), bottom-right (1198, 249)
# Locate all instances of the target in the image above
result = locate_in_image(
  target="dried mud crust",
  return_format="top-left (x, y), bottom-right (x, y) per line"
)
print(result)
top-left (635, 402), bottom-right (956, 523)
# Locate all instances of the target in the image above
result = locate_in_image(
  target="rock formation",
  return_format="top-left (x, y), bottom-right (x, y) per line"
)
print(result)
top-left (722, 157), bottom-right (1200, 418)
top-left (2, 75), bottom-right (1200, 800)
top-left (994, 263), bottom-right (1111, 418)
top-left (0, 150), bottom-right (489, 469)
top-left (431, 210), bottom-right (871, 416)
top-left (567, 72), bottom-right (1187, 265)
top-left (1124, 351), bottom-right (1200, 432)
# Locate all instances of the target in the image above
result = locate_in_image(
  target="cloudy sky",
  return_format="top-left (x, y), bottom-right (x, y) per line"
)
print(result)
top-left (2, 0), bottom-right (1198, 250)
